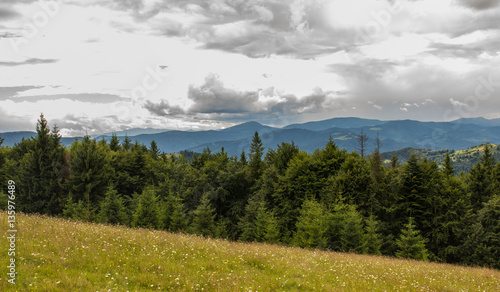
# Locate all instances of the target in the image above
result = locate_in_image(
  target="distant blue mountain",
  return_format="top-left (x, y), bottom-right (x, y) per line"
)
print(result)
top-left (2, 117), bottom-right (500, 156)
top-left (99, 128), bottom-right (170, 137)
top-left (284, 117), bottom-right (385, 131)
top-left (451, 117), bottom-right (500, 127)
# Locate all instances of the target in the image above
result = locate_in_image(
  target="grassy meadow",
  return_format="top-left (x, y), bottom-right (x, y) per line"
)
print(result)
top-left (1, 211), bottom-right (499, 291)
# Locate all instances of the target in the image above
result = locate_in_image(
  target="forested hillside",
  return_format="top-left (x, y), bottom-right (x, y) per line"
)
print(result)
top-left (382, 143), bottom-right (500, 173)
top-left (1, 115), bottom-right (499, 269)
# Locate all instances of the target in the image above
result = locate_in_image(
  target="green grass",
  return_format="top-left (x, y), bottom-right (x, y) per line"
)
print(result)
top-left (1, 212), bottom-right (499, 291)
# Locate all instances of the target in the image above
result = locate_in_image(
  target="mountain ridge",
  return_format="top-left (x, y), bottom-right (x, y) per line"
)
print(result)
top-left (2, 117), bottom-right (500, 156)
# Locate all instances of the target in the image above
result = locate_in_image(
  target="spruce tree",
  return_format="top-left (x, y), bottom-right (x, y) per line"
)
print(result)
top-left (240, 149), bottom-right (247, 165)
top-left (363, 214), bottom-right (383, 255)
top-left (98, 186), bottom-right (128, 225)
top-left (160, 193), bottom-right (187, 232)
top-left (68, 135), bottom-right (111, 220)
top-left (133, 187), bottom-right (160, 229)
top-left (341, 205), bottom-right (366, 253)
top-left (462, 195), bottom-right (500, 269)
top-left (239, 193), bottom-right (263, 241)
top-left (264, 210), bottom-right (280, 243)
top-left (19, 114), bottom-right (65, 215)
top-left (326, 201), bottom-right (347, 251)
top-left (122, 134), bottom-right (132, 151)
top-left (442, 152), bottom-right (455, 177)
top-left (249, 131), bottom-right (264, 181)
top-left (149, 140), bottom-right (160, 159)
top-left (190, 193), bottom-right (216, 237)
top-left (396, 217), bottom-right (429, 261)
top-left (293, 198), bottom-right (329, 248)
top-left (109, 133), bottom-right (120, 151)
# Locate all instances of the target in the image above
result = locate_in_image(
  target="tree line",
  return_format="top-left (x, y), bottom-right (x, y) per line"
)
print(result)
top-left (1, 114), bottom-right (499, 269)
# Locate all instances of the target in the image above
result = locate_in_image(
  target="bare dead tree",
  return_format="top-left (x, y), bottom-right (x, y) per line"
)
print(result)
top-left (356, 129), bottom-right (369, 158)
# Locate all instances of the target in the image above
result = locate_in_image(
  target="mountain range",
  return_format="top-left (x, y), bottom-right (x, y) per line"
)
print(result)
top-left (2, 117), bottom-right (500, 156)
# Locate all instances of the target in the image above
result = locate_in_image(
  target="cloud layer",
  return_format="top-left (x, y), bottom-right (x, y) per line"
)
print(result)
top-left (1, 0), bottom-right (500, 135)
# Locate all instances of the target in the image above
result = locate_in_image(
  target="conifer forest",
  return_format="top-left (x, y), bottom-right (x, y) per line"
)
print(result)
top-left (1, 115), bottom-right (499, 270)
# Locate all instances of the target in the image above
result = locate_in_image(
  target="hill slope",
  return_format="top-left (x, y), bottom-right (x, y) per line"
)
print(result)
top-left (1, 212), bottom-right (499, 291)
top-left (382, 143), bottom-right (500, 173)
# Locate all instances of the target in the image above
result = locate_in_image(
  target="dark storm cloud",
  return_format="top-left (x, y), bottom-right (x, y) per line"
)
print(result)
top-left (457, 0), bottom-right (500, 10)
top-left (0, 86), bottom-right (43, 100)
top-left (100, 0), bottom-right (356, 59)
top-left (329, 57), bottom-right (500, 121)
top-left (143, 74), bottom-right (339, 124)
top-left (185, 74), bottom-right (337, 118)
top-left (6, 93), bottom-right (130, 103)
top-left (187, 74), bottom-right (260, 114)
top-left (143, 100), bottom-right (185, 116)
top-left (0, 58), bottom-right (59, 67)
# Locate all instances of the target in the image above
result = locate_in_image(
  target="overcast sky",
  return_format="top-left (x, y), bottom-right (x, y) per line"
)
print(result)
top-left (1, 0), bottom-right (500, 136)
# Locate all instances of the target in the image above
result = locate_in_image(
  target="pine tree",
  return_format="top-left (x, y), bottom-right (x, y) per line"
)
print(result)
top-left (293, 198), bottom-right (329, 248)
top-left (396, 217), bottom-right (429, 261)
top-left (363, 214), bottom-right (383, 255)
top-left (190, 193), bottom-right (216, 237)
top-left (98, 186), bottom-right (128, 225)
top-left (341, 205), bottom-right (366, 253)
top-left (133, 187), bottom-right (160, 229)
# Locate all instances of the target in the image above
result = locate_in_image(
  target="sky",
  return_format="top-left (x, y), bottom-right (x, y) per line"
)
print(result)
top-left (1, 0), bottom-right (500, 136)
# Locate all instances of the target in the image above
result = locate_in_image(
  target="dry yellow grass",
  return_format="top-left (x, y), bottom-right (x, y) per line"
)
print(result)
top-left (1, 211), bottom-right (499, 291)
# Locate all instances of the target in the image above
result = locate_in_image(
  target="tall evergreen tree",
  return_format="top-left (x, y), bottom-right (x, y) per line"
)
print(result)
top-left (363, 214), bottom-right (383, 255)
top-left (122, 134), bottom-right (132, 151)
top-left (133, 187), bottom-right (160, 229)
top-left (341, 205), bottom-right (366, 253)
top-left (19, 114), bottom-right (65, 214)
top-left (109, 133), bottom-right (120, 151)
top-left (149, 140), bottom-right (160, 159)
top-left (98, 186), bottom-right (128, 225)
top-left (443, 152), bottom-right (455, 177)
top-left (190, 193), bottom-right (216, 237)
top-left (240, 149), bottom-right (247, 165)
top-left (160, 192), bottom-right (187, 232)
top-left (396, 217), bottom-right (429, 261)
top-left (468, 144), bottom-right (496, 211)
top-left (293, 198), bottom-right (329, 248)
top-left (67, 135), bottom-right (111, 220)
top-left (461, 194), bottom-right (500, 269)
top-left (249, 131), bottom-right (265, 181)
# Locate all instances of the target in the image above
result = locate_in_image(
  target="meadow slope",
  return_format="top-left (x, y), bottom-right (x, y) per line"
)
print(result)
top-left (1, 212), bottom-right (499, 291)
